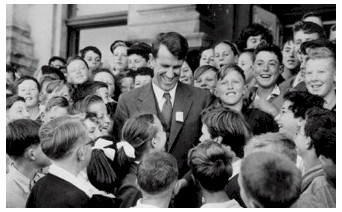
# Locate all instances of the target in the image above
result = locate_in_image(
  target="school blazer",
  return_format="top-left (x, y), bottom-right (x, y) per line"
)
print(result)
top-left (113, 82), bottom-right (213, 177)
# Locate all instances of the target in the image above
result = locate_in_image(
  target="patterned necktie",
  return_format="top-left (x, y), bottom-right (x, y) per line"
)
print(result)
top-left (162, 92), bottom-right (172, 129)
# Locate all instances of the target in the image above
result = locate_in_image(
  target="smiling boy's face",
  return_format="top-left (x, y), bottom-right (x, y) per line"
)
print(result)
top-left (253, 51), bottom-right (281, 89)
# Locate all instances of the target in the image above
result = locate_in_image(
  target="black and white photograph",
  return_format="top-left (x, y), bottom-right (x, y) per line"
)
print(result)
top-left (5, 2), bottom-right (336, 208)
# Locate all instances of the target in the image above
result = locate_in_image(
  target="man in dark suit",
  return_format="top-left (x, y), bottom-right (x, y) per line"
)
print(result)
top-left (113, 32), bottom-right (212, 177)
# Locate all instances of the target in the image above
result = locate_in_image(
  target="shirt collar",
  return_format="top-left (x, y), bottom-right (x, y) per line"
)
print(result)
top-left (48, 163), bottom-right (92, 197)
top-left (134, 198), bottom-right (160, 208)
top-left (255, 85), bottom-right (281, 101)
top-left (8, 164), bottom-right (31, 194)
top-left (152, 81), bottom-right (178, 105)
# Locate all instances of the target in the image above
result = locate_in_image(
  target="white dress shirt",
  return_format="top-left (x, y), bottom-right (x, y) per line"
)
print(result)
top-left (152, 82), bottom-right (177, 112)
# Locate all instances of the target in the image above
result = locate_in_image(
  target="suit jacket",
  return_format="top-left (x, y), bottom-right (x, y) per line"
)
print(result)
top-left (26, 173), bottom-right (89, 208)
top-left (113, 82), bottom-right (213, 177)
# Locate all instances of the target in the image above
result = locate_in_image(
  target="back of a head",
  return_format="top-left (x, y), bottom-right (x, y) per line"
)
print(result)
top-left (121, 113), bottom-right (158, 160)
top-left (188, 140), bottom-right (235, 192)
top-left (137, 151), bottom-right (178, 194)
top-left (244, 132), bottom-right (297, 163)
top-left (39, 116), bottom-right (88, 160)
top-left (240, 151), bottom-right (302, 207)
top-left (304, 107), bottom-right (336, 163)
top-left (7, 119), bottom-right (41, 160)
top-left (151, 32), bottom-right (188, 60)
top-left (201, 106), bottom-right (252, 158)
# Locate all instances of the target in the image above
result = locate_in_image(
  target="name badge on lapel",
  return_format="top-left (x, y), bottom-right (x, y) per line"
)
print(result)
top-left (176, 111), bottom-right (183, 123)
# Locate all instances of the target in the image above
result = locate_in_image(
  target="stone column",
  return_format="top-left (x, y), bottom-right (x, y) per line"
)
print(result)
top-left (6, 4), bottom-right (38, 76)
top-left (127, 4), bottom-right (209, 48)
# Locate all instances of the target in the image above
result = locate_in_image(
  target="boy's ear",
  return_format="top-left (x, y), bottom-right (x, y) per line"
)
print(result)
top-left (76, 146), bottom-right (85, 161)
top-left (25, 147), bottom-right (36, 161)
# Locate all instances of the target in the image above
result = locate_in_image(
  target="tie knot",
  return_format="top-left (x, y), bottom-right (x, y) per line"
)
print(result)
top-left (163, 92), bottom-right (171, 101)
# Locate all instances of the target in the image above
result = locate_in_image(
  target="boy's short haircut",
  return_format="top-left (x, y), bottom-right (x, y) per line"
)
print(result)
top-left (92, 68), bottom-right (115, 81)
top-left (134, 67), bottom-right (154, 79)
top-left (304, 107), bottom-right (336, 163)
top-left (188, 140), bottom-right (235, 192)
top-left (66, 56), bottom-right (89, 69)
top-left (244, 132), bottom-right (297, 163)
top-left (127, 42), bottom-right (152, 61)
top-left (214, 40), bottom-right (239, 56)
top-left (39, 116), bottom-right (88, 160)
top-left (45, 96), bottom-right (69, 112)
top-left (7, 119), bottom-right (41, 160)
top-left (14, 75), bottom-right (41, 93)
top-left (283, 91), bottom-right (324, 120)
top-left (110, 40), bottom-right (131, 54)
top-left (240, 151), bottom-right (302, 207)
top-left (41, 65), bottom-right (66, 82)
top-left (300, 38), bottom-right (336, 60)
top-left (48, 56), bottom-right (66, 66)
top-left (254, 42), bottom-right (283, 63)
top-left (193, 65), bottom-right (218, 81)
top-left (137, 151), bottom-right (178, 194)
top-left (6, 95), bottom-right (25, 110)
top-left (80, 46), bottom-right (102, 59)
top-left (293, 21), bottom-right (326, 39)
top-left (239, 49), bottom-right (255, 61)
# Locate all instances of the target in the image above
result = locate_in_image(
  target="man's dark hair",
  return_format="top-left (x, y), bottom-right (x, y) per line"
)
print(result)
top-left (151, 32), bottom-right (188, 60)
top-left (80, 46), bottom-right (102, 59)
top-left (7, 119), bottom-right (41, 160)
top-left (254, 42), bottom-right (283, 63)
top-left (284, 91), bottom-right (324, 119)
top-left (304, 107), bottom-right (336, 163)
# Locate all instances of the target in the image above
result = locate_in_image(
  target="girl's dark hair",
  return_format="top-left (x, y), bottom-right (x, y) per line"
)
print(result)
top-left (87, 148), bottom-right (118, 194)
top-left (237, 23), bottom-right (274, 51)
top-left (116, 113), bottom-right (159, 179)
top-left (6, 95), bottom-right (25, 109)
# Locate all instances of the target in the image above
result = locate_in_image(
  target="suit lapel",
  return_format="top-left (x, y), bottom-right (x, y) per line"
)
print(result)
top-left (168, 83), bottom-right (193, 151)
top-left (137, 83), bottom-right (158, 115)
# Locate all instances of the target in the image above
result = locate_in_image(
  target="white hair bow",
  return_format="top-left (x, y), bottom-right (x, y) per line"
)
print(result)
top-left (116, 140), bottom-right (135, 159)
top-left (92, 138), bottom-right (116, 161)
